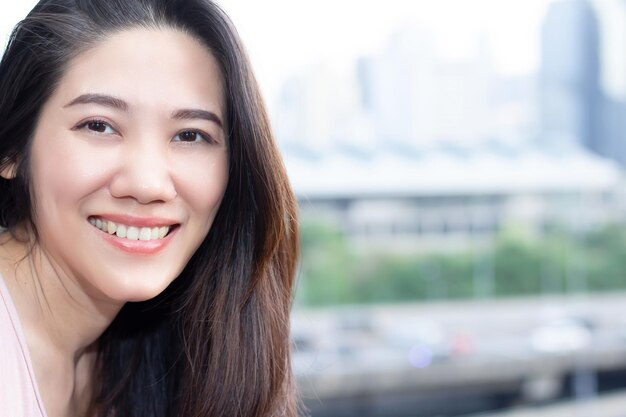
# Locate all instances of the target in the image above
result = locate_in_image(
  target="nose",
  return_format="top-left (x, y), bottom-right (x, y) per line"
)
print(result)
top-left (109, 139), bottom-right (177, 204)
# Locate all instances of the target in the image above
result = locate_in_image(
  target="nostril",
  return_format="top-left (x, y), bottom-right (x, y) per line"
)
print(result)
top-left (109, 174), bottom-right (177, 203)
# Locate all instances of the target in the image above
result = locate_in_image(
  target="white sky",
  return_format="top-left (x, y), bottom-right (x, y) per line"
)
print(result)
top-left (222, 0), bottom-right (552, 93)
top-left (1, 0), bottom-right (624, 96)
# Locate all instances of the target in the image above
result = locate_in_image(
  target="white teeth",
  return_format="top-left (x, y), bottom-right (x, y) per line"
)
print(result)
top-left (90, 217), bottom-right (171, 241)
top-left (126, 226), bottom-right (139, 240)
top-left (139, 227), bottom-right (152, 241)
top-left (116, 224), bottom-right (127, 238)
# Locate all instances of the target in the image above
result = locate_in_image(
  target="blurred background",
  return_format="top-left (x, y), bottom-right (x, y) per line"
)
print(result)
top-left (4, 0), bottom-right (626, 415)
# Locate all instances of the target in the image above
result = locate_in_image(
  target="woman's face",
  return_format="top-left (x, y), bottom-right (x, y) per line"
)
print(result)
top-left (23, 28), bottom-right (229, 303)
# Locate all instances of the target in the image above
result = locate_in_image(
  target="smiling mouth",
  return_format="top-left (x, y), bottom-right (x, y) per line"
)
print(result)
top-left (88, 216), bottom-right (177, 241)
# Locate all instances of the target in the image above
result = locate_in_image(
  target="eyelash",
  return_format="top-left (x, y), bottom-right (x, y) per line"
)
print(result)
top-left (172, 129), bottom-right (215, 144)
top-left (74, 119), bottom-right (116, 135)
top-left (73, 119), bottom-right (215, 144)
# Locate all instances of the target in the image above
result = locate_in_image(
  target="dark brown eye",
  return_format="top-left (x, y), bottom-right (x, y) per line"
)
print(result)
top-left (87, 121), bottom-right (109, 133)
top-left (178, 130), bottom-right (198, 142)
top-left (74, 119), bottom-right (115, 134)
top-left (173, 130), bottom-right (211, 143)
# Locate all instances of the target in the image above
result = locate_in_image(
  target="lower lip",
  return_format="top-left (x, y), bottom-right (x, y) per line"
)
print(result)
top-left (95, 225), bottom-right (177, 254)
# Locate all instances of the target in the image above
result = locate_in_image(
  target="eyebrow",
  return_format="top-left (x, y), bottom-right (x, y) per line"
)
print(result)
top-left (64, 93), bottom-right (223, 128)
top-left (64, 93), bottom-right (129, 112)
top-left (172, 108), bottom-right (223, 129)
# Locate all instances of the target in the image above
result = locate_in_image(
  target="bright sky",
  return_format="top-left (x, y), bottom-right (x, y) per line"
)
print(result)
top-left (1, 0), bottom-right (624, 96)
top-left (222, 0), bottom-right (552, 92)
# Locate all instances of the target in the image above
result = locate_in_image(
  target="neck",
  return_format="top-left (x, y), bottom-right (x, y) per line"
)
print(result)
top-left (0, 231), bottom-right (122, 416)
top-left (1, 233), bottom-right (122, 358)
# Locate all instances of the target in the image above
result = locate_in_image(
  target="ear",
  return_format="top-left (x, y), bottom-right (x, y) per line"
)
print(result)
top-left (0, 159), bottom-right (17, 180)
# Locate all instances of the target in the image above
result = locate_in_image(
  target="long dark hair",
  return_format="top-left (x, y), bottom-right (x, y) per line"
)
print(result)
top-left (0, 1), bottom-right (300, 416)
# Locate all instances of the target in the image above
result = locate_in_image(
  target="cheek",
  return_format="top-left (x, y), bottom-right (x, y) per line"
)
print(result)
top-left (172, 149), bottom-right (229, 222)
top-left (30, 136), bottom-right (113, 208)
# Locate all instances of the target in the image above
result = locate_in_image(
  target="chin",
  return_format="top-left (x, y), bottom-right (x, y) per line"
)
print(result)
top-left (88, 258), bottom-right (188, 303)
top-left (102, 277), bottom-right (176, 304)
top-left (123, 292), bottom-right (162, 303)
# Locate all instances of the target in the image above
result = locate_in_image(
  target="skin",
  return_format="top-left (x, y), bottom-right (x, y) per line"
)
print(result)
top-left (0, 28), bottom-right (229, 417)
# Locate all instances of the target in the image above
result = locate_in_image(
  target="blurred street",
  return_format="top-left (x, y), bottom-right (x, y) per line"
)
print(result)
top-left (471, 388), bottom-right (626, 417)
top-left (294, 293), bottom-right (626, 416)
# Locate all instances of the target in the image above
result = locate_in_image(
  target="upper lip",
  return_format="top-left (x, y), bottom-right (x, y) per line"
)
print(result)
top-left (89, 213), bottom-right (180, 228)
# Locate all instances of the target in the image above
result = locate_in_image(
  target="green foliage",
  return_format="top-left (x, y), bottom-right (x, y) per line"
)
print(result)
top-left (493, 231), bottom-right (543, 296)
top-left (585, 226), bottom-right (626, 291)
top-left (296, 219), bottom-right (626, 307)
top-left (296, 221), bottom-right (357, 305)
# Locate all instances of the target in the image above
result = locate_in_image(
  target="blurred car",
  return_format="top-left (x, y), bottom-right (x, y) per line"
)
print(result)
top-left (381, 319), bottom-right (452, 366)
top-left (528, 316), bottom-right (594, 354)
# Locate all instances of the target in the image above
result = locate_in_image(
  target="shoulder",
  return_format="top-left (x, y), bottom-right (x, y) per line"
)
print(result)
top-left (0, 272), bottom-right (23, 358)
top-left (0, 275), bottom-right (47, 417)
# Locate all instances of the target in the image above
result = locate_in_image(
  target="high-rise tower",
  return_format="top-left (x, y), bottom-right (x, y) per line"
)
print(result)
top-left (540, 0), bottom-right (601, 150)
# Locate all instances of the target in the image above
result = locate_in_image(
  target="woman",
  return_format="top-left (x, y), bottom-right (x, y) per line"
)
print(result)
top-left (0, 1), bottom-right (300, 416)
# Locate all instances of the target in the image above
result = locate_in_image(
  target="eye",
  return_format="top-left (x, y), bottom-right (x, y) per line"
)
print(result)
top-left (74, 119), bottom-right (117, 135)
top-left (173, 129), bottom-right (213, 144)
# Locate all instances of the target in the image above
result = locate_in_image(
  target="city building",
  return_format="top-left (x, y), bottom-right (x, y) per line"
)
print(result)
top-left (285, 140), bottom-right (623, 251)
top-left (540, 0), bottom-right (601, 150)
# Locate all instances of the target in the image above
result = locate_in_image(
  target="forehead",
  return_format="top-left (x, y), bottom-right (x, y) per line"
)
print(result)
top-left (51, 27), bottom-right (224, 114)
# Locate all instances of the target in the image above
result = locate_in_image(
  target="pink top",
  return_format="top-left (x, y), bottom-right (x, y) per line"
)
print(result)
top-left (0, 274), bottom-right (48, 417)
